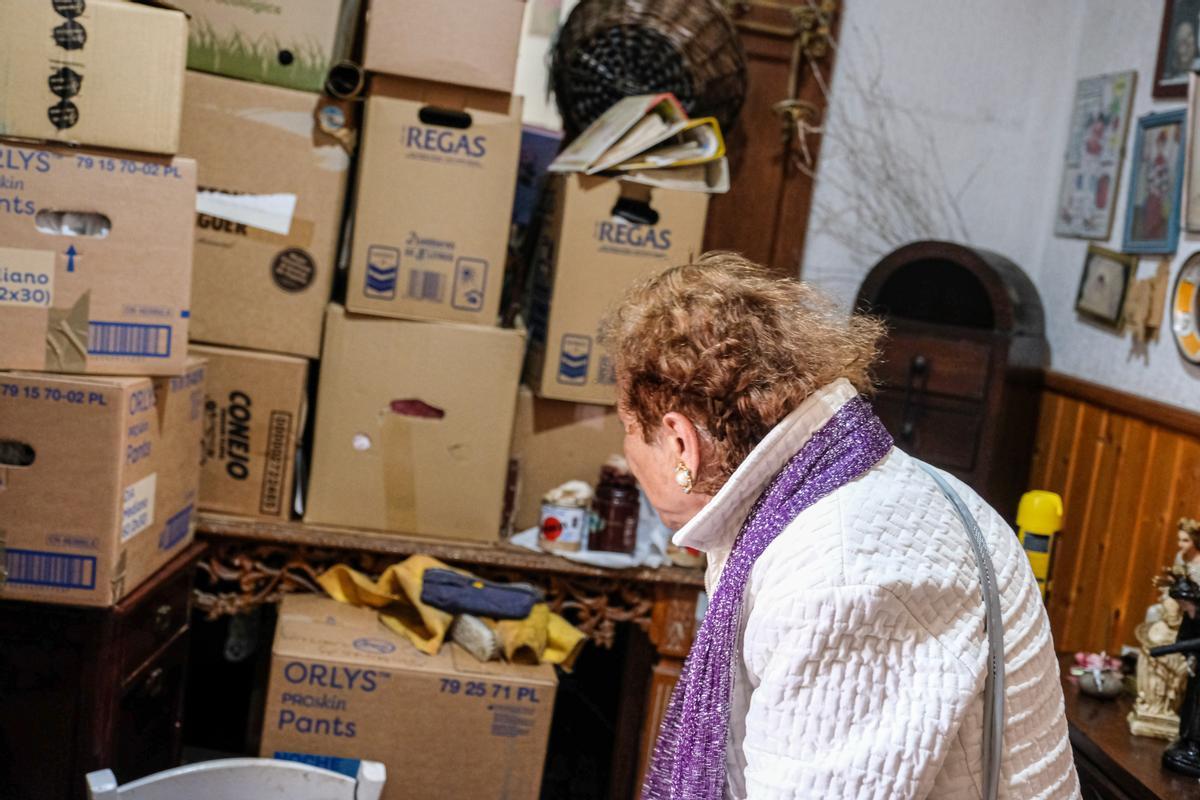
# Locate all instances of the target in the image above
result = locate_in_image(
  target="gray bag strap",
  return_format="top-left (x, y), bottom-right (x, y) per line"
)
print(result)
top-left (918, 462), bottom-right (1005, 800)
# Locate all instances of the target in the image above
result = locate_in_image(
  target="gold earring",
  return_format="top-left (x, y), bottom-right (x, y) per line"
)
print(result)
top-left (674, 462), bottom-right (694, 494)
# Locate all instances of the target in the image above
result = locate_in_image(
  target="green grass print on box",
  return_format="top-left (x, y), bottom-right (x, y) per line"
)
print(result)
top-left (188, 21), bottom-right (329, 92)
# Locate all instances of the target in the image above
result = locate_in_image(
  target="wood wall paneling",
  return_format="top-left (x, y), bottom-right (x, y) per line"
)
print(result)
top-left (1031, 374), bottom-right (1200, 653)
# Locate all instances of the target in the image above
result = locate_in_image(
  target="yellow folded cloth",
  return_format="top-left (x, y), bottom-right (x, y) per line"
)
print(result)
top-left (545, 610), bottom-right (587, 670)
top-left (318, 555), bottom-right (453, 655)
top-left (492, 604), bottom-right (587, 671)
top-left (317, 556), bottom-right (587, 670)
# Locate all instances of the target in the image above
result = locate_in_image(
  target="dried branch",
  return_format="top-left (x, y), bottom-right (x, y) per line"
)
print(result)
top-left (792, 15), bottom-right (975, 262)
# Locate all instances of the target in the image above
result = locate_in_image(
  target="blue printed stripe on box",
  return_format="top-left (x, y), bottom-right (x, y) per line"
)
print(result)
top-left (88, 321), bottom-right (172, 358)
top-left (160, 504), bottom-right (192, 551)
top-left (273, 751), bottom-right (361, 779)
top-left (6, 549), bottom-right (97, 589)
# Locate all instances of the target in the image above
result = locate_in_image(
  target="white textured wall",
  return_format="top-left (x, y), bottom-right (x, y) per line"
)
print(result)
top-left (801, 0), bottom-right (1082, 301)
top-left (513, 0), bottom-right (580, 130)
top-left (802, 0), bottom-right (1200, 406)
top-left (1035, 1), bottom-right (1200, 403)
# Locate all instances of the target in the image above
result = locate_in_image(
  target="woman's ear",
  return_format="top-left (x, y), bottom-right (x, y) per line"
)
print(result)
top-left (661, 411), bottom-right (704, 477)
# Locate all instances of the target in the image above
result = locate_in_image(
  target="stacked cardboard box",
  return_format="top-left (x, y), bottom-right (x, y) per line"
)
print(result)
top-left (305, 3), bottom-right (529, 543)
top-left (262, 594), bottom-right (556, 800)
top-left (170, 0), bottom-right (358, 93)
top-left (526, 175), bottom-right (710, 406)
top-left (506, 387), bottom-right (625, 534)
top-left (190, 345), bottom-right (309, 521)
top-left (0, 2), bottom-right (710, 794)
top-left (0, 1), bottom-right (204, 608)
top-left (168, 4), bottom-right (360, 519)
top-left (180, 71), bottom-right (353, 360)
top-left (0, 0), bottom-right (187, 154)
top-left (0, 362), bottom-right (206, 606)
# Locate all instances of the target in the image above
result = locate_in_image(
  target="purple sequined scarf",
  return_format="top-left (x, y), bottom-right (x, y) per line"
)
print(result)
top-left (641, 395), bottom-right (894, 800)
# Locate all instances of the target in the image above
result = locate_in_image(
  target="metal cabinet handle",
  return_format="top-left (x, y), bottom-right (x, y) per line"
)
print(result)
top-left (153, 604), bottom-right (173, 635)
top-left (900, 354), bottom-right (929, 440)
top-left (143, 667), bottom-right (165, 699)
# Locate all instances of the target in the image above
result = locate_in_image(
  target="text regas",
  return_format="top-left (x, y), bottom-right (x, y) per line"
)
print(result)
top-left (403, 126), bottom-right (487, 159)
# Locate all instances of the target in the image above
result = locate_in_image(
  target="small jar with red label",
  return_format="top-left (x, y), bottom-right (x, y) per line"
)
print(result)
top-left (539, 481), bottom-right (592, 553)
top-left (589, 458), bottom-right (640, 554)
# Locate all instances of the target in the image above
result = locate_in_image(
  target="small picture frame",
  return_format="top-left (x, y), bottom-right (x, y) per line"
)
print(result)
top-left (1154, 0), bottom-right (1200, 99)
top-left (1122, 109), bottom-right (1187, 254)
top-left (1076, 245), bottom-right (1136, 326)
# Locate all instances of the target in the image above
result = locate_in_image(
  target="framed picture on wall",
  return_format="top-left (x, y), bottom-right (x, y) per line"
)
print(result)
top-left (1054, 71), bottom-right (1136, 239)
top-left (1185, 72), bottom-right (1200, 231)
top-left (1122, 109), bottom-right (1187, 253)
top-left (1155, 0), bottom-right (1200, 98)
top-left (1076, 245), bottom-right (1136, 326)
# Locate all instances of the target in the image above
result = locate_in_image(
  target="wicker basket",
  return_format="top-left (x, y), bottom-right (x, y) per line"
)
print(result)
top-left (551, 0), bottom-right (747, 138)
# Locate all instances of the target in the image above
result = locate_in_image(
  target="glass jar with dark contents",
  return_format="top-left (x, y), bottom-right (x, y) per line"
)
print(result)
top-left (589, 462), bottom-right (640, 554)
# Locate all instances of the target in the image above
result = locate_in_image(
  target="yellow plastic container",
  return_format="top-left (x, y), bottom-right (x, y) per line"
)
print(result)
top-left (1017, 490), bottom-right (1063, 601)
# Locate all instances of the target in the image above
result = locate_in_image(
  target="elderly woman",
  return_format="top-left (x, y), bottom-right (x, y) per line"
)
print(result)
top-left (605, 253), bottom-right (1079, 799)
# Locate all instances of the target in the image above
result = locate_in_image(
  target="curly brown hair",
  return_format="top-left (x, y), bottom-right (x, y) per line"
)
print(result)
top-left (601, 252), bottom-right (885, 494)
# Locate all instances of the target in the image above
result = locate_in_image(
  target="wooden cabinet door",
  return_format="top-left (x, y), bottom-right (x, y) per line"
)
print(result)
top-left (702, 1), bottom-right (840, 274)
top-left (115, 634), bottom-right (190, 784)
top-left (0, 612), bottom-right (94, 800)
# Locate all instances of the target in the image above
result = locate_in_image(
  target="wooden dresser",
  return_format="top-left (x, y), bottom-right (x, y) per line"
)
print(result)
top-left (857, 240), bottom-right (1047, 520)
top-left (0, 541), bottom-right (205, 800)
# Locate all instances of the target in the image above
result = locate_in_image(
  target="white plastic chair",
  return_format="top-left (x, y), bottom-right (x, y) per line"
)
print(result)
top-left (85, 757), bottom-right (385, 800)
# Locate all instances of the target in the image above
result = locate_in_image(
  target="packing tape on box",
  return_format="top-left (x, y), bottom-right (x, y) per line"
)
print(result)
top-left (111, 548), bottom-right (127, 602)
top-left (380, 415), bottom-right (419, 534)
top-left (45, 292), bottom-right (91, 372)
top-left (249, 218), bottom-right (315, 250)
top-left (196, 214), bottom-right (316, 250)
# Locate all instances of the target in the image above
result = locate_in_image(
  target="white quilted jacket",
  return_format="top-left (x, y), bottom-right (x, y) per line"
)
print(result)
top-left (672, 380), bottom-right (1081, 799)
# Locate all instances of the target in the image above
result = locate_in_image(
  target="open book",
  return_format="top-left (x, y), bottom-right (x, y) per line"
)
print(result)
top-left (549, 93), bottom-right (729, 192)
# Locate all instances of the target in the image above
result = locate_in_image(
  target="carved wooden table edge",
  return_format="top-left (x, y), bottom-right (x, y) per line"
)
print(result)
top-left (193, 512), bottom-right (705, 651)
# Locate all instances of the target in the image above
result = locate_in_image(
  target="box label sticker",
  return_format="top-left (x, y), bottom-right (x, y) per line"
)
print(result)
top-left (451, 257), bottom-right (488, 312)
top-left (557, 334), bottom-right (591, 385)
top-left (122, 473), bottom-right (157, 541)
top-left (364, 245), bottom-right (399, 299)
top-left (196, 191), bottom-right (298, 236)
top-left (0, 247), bottom-right (54, 308)
top-left (272, 248), bottom-right (316, 292)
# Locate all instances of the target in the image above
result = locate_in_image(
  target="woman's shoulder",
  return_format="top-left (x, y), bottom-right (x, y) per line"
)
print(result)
top-left (752, 447), bottom-right (1010, 601)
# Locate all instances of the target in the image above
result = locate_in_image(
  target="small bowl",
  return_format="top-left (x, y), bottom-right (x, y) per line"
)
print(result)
top-left (1078, 669), bottom-right (1124, 699)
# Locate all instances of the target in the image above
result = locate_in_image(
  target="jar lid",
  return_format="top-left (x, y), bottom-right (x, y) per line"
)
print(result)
top-left (542, 480), bottom-right (593, 507)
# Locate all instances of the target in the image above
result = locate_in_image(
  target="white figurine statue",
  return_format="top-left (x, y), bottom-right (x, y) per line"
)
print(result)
top-left (1175, 518), bottom-right (1200, 585)
top-left (1128, 520), bottom-right (1199, 740)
